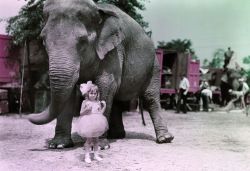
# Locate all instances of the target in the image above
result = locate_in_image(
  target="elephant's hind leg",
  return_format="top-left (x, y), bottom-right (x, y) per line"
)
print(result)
top-left (142, 91), bottom-right (174, 143)
top-left (142, 69), bottom-right (174, 143)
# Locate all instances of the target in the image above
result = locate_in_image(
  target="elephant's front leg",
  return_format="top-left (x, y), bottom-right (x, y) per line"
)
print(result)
top-left (48, 93), bottom-right (76, 149)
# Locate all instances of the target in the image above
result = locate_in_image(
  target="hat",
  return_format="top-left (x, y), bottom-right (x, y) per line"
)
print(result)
top-left (80, 81), bottom-right (93, 95)
top-left (238, 78), bottom-right (244, 82)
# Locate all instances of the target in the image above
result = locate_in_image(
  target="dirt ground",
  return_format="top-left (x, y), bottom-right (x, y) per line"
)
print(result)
top-left (1, 109), bottom-right (250, 171)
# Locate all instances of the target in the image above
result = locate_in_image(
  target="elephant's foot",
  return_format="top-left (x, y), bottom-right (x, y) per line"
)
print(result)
top-left (156, 132), bottom-right (174, 144)
top-left (48, 135), bottom-right (74, 149)
top-left (99, 138), bottom-right (110, 150)
top-left (107, 129), bottom-right (126, 139)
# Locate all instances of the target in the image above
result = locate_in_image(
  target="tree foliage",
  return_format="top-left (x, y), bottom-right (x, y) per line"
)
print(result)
top-left (6, 0), bottom-right (45, 45)
top-left (157, 39), bottom-right (195, 54)
top-left (203, 59), bottom-right (209, 67)
top-left (209, 48), bottom-right (225, 68)
top-left (242, 55), bottom-right (250, 85)
top-left (157, 39), bottom-right (198, 59)
top-left (243, 55), bottom-right (250, 64)
top-left (203, 49), bottom-right (225, 68)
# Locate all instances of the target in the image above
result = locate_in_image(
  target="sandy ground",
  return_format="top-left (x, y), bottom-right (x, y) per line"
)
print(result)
top-left (1, 109), bottom-right (250, 171)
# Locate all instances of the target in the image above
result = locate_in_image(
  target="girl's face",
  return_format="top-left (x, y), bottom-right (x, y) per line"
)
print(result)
top-left (89, 89), bottom-right (98, 101)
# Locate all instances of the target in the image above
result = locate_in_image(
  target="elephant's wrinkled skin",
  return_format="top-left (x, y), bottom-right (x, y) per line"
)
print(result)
top-left (28, 0), bottom-right (174, 148)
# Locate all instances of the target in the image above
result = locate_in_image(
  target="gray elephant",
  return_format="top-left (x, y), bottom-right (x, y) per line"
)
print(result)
top-left (220, 68), bottom-right (242, 106)
top-left (28, 0), bottom-right (174, 148)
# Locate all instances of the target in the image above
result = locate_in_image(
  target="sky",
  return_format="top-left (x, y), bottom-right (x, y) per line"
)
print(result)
top-left (0, 0), bottom-right (250, 66)
top-left (142, 0), bottom-right (250, 66)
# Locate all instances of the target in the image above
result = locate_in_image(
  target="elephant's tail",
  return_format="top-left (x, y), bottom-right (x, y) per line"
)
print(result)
top-left (139, 98), bottom-right (146, 126)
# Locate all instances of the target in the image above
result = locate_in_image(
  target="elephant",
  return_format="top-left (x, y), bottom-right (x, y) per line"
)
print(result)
top-left (27, 0), bottom-right (174, 149)
top-left (208, 67), bottom-right (243, 106)
top-left (220, 68), bottom-right (242, 106)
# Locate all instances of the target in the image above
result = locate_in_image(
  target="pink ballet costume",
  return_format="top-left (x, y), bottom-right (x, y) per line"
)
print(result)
top-left (76, 101), bottom-right (108, 138)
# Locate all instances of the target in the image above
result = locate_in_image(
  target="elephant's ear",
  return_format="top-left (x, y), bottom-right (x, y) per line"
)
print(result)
top-left (96, 5), bottom-right (125, 60)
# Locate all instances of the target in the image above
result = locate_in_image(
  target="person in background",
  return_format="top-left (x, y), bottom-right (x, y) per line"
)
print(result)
top-left (176, 74), bottom-right (190, 113)
top-left (224, 77), bottom-right (249, 113)
top-left (223, 47), bottom-right (234, 69)
top-left (199, 80), bottom-right (213, 112)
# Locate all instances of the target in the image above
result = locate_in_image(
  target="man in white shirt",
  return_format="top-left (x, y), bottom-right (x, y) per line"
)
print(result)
top-left (199, 80), bottom-right (213, 111)
top-left (176, 74), bottom-right (190, 113)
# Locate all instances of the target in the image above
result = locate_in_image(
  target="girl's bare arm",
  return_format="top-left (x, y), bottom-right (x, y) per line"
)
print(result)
top-left (80, 101), bottom-right (92, 116)
top-left (100, 101), bottom-right (106, 114)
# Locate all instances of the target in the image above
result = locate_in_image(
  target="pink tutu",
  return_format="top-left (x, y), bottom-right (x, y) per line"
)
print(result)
top-left (76, 113), bottom-right (109, 138)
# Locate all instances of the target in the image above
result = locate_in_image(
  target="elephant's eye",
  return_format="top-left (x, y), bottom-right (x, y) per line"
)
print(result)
top-left (76, 11), bottom-right (84, 20)
top-left (77, 35), bottom-right (88, 52)
top-left (78, 35), bottom-right (88, 43)
top-left (42, 39), bottom-right (46, 47)
top-left (43, 12), bottom-right (49, 22)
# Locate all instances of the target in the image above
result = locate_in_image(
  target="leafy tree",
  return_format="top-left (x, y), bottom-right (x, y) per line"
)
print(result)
top-left (242, 55), bottom-right (250, 85)
top-left (157, 39), bottom-right (195, 54)
top-left (6, 0), bottom-right (45, 45)
top-left (203, 59), bottom-right (209, 67)
top-left (191, 54), bottom-right (198, 60)
top-left (208, 48), bottom-right (225, 68)
top-left (243, 55), bottom-right (250, 64)
top-left (157, 39), bottom-right (198, 59)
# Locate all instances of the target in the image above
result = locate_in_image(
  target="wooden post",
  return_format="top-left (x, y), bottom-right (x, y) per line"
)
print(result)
top-left (19, 41), bottom-right (27, 115)
top-left (26, 39), bottom-right (34, 112)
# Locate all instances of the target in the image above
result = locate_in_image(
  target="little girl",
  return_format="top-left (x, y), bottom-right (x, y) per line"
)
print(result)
top-left (76, 81), bottom-right (109, 163)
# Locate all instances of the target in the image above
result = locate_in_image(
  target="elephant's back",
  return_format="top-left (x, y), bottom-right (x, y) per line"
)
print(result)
top-left (116, 44), bottom-right (156, 101)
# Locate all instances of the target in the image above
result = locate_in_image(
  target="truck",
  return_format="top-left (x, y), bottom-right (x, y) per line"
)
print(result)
top-left (156, 49), bottom-right (200, 110)
top-left (0, 34), bottom-right (20, 113)
top-left (0, 35), bottom-right (20, 85)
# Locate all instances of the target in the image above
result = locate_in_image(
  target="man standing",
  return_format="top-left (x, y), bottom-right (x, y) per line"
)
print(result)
top-left (200, 80), bottom-right (213, 112)
top-left (176, 74), bottom-right (190, 113)
top-left (223, 47), bottom-right (234, 69)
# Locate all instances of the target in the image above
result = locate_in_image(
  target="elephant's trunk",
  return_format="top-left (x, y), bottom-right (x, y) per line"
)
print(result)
top-left (28, 51), bottom-right (80, 125)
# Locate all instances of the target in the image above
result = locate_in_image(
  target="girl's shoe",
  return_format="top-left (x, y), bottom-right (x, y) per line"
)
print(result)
top-left (85, 153), bottom-right (91, 163)
top-left (94, 153), bottom-right (103, 161)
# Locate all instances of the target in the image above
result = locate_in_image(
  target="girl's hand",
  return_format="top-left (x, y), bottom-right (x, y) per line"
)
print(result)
top-left (100, 101), bottom-right (106, 112)
top-left (80, 104), bottom-right (92, 115)
top-left (85, 104), bottom-right (92, 112)
top-left (101, 101), bottom-right (106, 106)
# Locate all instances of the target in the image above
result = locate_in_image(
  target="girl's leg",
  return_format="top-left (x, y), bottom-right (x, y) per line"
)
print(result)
top-left (84, 138), bottom-right (92, 163)
top-left (93, 137), bottom-right (102, 161)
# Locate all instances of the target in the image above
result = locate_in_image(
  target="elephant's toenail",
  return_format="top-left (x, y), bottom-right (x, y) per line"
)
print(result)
top-left (57, 144), bottom-right (65, 149)
top-left (100, 144), bottom-right (110, 150)
top-left (49, 144), bottom-right (56, 149)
